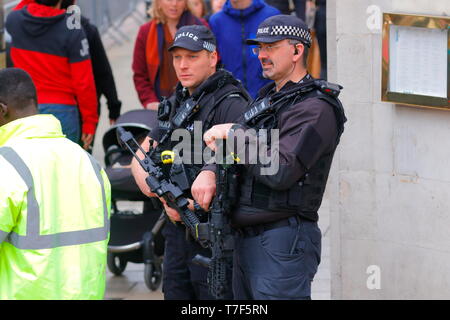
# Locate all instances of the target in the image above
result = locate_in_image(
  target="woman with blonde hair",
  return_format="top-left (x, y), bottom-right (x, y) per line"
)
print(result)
top-left (133, 0), bottom-right (206, 110)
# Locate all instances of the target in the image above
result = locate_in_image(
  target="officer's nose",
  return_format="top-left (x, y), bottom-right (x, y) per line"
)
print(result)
top-left (258, 50), bottom-right (269, 60)
top-left (179, 58), bottom-right (189, 69)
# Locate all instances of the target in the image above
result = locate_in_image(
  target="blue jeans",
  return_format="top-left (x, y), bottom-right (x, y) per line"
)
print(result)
top-left (38, 104), bottom-right (80, 143)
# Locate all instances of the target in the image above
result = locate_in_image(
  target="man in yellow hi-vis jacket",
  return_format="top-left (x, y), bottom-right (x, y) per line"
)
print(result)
top-left (0, 68), bottom-right (111, 300)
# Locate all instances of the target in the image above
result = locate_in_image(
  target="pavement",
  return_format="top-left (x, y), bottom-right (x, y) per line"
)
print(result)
top-left (92, 5), bottom-right (331, 300)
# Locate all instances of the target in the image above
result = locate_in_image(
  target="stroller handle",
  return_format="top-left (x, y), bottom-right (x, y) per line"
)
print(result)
top-left (108, 241), bottom-right (143, 253)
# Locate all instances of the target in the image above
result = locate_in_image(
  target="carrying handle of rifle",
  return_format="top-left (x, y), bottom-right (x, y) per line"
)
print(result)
top-left (117, 126), bottom-right (152, 174)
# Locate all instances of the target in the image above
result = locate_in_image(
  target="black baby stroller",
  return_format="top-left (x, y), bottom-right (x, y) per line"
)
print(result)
top-left (102, 109), bottom-right (165, 291)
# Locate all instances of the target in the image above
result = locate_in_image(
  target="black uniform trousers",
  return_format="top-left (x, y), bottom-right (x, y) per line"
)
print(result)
top-left (162, 220), bottom-right (233, 300)
top-left (233, 216), bottom-right (321, 300)
top-left (161, 221), bottom-right (213, 300)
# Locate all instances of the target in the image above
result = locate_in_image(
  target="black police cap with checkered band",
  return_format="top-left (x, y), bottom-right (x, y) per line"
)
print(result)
top-left (246, 14), bottom-right (312, 47)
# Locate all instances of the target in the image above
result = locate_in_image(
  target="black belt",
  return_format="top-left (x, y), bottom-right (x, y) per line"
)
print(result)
top-left (235, 215), bottom-right (301, 238)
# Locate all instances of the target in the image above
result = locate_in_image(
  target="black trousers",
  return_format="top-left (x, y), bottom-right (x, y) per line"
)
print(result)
top-left (233, 217), bottom-right (321, 299)
top-left (162, 221), bottom-right (233, 300)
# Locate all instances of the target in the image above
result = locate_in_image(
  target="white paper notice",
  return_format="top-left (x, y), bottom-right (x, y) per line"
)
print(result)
top-left (389, 25), bottom-right (447, 98)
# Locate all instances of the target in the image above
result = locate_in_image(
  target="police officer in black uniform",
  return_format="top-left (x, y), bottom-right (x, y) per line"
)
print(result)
top-left (192, 15), bottom-right (346, 300)
top-left (131, 25), bottom-right (251, 300)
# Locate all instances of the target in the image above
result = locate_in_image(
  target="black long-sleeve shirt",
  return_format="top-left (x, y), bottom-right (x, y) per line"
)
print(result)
top-left (81, 16), bottom-right (121, 120)
top-left (228, 80), bottom-right (340, 226)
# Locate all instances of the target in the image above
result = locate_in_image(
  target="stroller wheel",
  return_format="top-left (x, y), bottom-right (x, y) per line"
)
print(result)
top-left (107, 253), bottom-right (128, 276)
top-left (144, 262), bottom-right (162, 291)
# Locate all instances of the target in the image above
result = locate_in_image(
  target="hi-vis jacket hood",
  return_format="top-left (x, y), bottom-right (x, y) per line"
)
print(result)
top-left (0, 114), bottom-right (65, 145)
top-left (0, 114), bottom-right (111, 300)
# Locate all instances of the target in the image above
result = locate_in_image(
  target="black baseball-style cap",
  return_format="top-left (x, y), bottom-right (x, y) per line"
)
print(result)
top-left (246, 15), bottom-right (312, 47)
top-left (168, 25), bottom-right (217, 52)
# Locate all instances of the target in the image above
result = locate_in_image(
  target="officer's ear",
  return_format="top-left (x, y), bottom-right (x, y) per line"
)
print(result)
top-left (0, 102), bottom-right (9, 126)
top-left (209, 50), bottom-right (218, 68)
top-left (292, 42), bottom-right (304, 63)
top-left (0, 102), bottom-right (8, 117)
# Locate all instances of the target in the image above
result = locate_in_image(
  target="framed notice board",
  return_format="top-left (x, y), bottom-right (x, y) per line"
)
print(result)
top-left (381, 13), bottom-right (449, 110)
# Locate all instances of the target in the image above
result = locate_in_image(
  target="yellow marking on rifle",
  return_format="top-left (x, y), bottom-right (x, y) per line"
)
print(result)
top-left (161, 150), bottom-right (175, 164)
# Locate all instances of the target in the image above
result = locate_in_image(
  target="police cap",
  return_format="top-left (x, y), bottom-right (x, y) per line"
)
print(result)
top-left (246, 14), bottom-right (312, 48)
top-left (168, 25), bottom-right (217, 52)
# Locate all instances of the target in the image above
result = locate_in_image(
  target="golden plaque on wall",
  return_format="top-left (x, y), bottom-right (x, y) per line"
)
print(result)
top-left (382, 13), bottom-right (449, 110)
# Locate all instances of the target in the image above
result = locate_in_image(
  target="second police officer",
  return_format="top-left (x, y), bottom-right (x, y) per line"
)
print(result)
top-left (192, 15), bottom-right (347, 299)
top-left (131, 25), bottom-right (251, 300)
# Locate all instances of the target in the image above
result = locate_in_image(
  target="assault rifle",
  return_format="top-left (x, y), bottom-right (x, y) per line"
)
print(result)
top-left (193, 145), bottom-right (238, 300)
top-left (117, 126), bottom-right (209, 248)
top-left (118, 126), bottom-right (236, 299)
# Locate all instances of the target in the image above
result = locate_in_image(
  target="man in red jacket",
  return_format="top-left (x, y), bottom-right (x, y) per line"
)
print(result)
top-left (6, 0), bottom-right (98, 149)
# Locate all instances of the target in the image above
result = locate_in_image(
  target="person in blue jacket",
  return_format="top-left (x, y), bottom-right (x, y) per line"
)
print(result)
top-left (209, 0), bottom-right (279, 98)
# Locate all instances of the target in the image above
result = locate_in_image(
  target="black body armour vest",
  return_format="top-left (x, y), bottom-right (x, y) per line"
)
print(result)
top-left (155, 69), bottom-right (251, 189)
top-left (238, 78), bottom-right (346, 222)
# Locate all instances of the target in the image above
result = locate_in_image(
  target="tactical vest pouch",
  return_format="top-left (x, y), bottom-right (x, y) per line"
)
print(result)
top-left (226, 167), bottom-right (240, 209)
top-left (239, 174), bottom-right (254, 206)
top-left (158, 97), bottom-right (172, 121)
top-left (171, 97), bottom-right (200, 128)
top-left (253, 182), bottom-right (291, 211)
top-left (268, 189), bottom-right (289, 210)
top-left (287, 183), bottom-right (303, 207)
top-left (298, 155), bottom-right (332, 212)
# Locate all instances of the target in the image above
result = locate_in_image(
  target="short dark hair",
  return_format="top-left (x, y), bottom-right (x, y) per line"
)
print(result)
top-left (0, 68), bottom-right (38, 110)
top-left (35, 0), bottom-right (61, 7)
